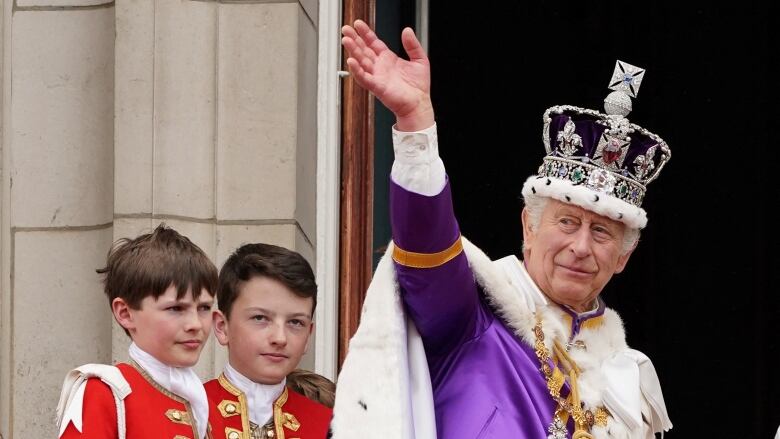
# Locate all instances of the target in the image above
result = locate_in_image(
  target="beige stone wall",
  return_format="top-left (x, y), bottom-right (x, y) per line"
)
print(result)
top-left (0, 1), bottom-right (323, 437)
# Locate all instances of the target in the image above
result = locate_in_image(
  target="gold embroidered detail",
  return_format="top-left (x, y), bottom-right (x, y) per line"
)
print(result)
top-left (218, 374), bottom-right (252, 437)
top-left (580, 315), bottom-right (605, 331)
top-left (166, 409), bottom-right (191, 425)
top-left (547, 368), bottom-right (565, 394)
top-left (225, 428), bottom-right (242, 439)
top-left (173, 436), bottom-right (191, 439)
top-left (218, 400), bottom-right (241, 418)
top-left (594, 407), bottom-right (610, 426)
top-left (218, 374), bottom-right (243, 397)
top-left (281, 412), bottom-right (300, 431)
top-left (255, 419), bottom-right (275, 438)
top-left (392, 236), bottom-right (463, 268)
top-left (533, 318), bottom-right (610, 437)
top-left (129, 361), bottom-right (200, 439)
top-left (272, 388), bottom-right (289, 439)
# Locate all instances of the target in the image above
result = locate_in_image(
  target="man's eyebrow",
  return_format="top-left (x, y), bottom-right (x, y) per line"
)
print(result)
top-left (287, 312), bottom-right (312, 319)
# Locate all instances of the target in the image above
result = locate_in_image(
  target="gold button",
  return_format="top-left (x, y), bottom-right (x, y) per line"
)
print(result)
top-left (267, 430), bottom-right (275, 438)
top-left (171, 411), bottom-right (182, 421)
top-left (225, 403), bottom-right (236, 414)
top-left (228, 432), bottom-right (240, 439)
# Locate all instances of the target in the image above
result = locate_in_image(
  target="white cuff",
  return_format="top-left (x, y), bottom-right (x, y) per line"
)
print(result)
top-left (390, 123), bottom-right (446, 196)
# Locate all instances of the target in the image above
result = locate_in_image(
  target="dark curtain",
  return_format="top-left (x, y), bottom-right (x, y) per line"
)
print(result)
top-left (428, 1), bottom-right (778, 437)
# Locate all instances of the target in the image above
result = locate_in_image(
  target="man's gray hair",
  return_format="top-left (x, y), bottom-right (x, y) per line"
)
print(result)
top-left (523, 193), bottom-right (640, 255)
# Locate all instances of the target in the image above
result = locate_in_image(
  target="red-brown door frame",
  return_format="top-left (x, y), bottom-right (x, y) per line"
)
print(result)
top-left (338, 0), bottom-right (376, 368)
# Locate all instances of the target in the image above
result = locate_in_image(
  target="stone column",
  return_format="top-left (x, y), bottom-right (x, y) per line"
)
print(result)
top-left (112, 0), bottom-right (220, 379)
top-left (113, 0), bottom-right (320, 377)
top-left (0, 2), bottom-right (115, 438)
top-left (213, 0), bottom-right (319, 372)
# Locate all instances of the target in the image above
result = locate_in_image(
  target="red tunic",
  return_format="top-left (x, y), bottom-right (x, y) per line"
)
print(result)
top-left (204, 374), bottom-right (332, 439)
top-left (60, 362), bottom-right (217, 439)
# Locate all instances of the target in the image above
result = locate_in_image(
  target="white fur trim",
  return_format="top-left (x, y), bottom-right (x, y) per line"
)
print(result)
top-left (522, 175), bottom-right (648, 229)
top-left (332, 244), bottom-right (435, 439)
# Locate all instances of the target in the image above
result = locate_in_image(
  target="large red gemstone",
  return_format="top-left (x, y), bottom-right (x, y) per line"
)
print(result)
top-left (603, 145), bottom-right (621, 164)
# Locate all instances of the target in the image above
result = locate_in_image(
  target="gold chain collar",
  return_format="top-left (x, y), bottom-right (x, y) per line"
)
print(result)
top-left (533, 318), bottom-right (609, 438)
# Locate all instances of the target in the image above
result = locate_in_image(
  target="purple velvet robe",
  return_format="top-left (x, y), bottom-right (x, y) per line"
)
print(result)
top-left (391, 179), bottom-right (604, 438)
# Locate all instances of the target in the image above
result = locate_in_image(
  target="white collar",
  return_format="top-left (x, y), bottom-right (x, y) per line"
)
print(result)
top-left (496, 256), bottom-right (602, 317)
top-left (224, 363), bottom-right (286, 426)
top-left (494, 255), bottom-right (548, 312)
top-left (128, 343), bottom-right (209, 439)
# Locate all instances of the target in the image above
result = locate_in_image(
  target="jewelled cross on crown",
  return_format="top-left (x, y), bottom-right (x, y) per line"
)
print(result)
top-left (604, 60), bottom-right (645, 117)
top-left (593, 60), bottom-right (645, 170)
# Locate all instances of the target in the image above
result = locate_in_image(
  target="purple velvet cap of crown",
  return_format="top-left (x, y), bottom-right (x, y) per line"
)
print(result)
top-left (522, 104), bottom-right (671, 229)
top-left (548, 112), bottom-right (661, 173)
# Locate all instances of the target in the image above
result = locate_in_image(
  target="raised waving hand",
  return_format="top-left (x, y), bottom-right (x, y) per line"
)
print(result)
top-left (341, 20), bottom-right (434, 131)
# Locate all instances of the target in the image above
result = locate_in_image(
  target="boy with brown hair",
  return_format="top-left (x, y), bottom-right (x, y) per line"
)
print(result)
top-left (56, 224), bottom-right (220, 439)
top-left (206, 243), bottom-right (332, 439)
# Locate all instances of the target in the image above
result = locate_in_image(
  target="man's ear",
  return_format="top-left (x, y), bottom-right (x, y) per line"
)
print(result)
top-left (112, 297), bottom-right (135, 333)
top-left (521, 208), bottom-right (535, 250)
top-left (212, 310), bottom-right (230, 346)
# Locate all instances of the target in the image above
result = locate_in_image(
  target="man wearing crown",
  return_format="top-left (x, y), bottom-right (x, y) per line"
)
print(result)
top-left (332, 21), bottom-right (673, 439)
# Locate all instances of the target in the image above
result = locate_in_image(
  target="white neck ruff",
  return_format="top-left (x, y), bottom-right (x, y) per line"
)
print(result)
top-left (224, 362), bottom-right (286, 426)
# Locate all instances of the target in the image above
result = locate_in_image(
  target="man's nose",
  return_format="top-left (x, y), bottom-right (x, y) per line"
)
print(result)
top-left (269, 322), bottom-right (288, 346)
top-left (570, 227), bottom-right (593, 258)
top-left (183, 309), bottom-right (203, 332)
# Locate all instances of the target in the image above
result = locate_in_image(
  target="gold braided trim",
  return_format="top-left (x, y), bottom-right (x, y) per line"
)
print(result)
top-left (165, 409), bottom-right (192, 426)
top-left (218, 374), bottom-right (251, 439)
top-left (218, 400), bottom-right (241, 418)
top-left (273, 388), bottom-right (290, 439)
top-left (130, 361), bottom-right (199, 439)
top-left (392, 236), bottom-right (463, 268)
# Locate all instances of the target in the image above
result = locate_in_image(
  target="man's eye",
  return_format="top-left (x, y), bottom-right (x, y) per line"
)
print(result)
top-left (251, 315), bottom-right (268, 322)
top-left (198, 304), bottom-right (212, 312)
top-left (289, 319), bottom-right (305, 327)
top-left (167, 306), bottom-right (183, 312)
top-left (559, 218), bottom-right (578, 229)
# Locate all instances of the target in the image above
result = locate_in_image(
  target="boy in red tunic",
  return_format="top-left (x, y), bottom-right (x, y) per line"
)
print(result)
top-left (206, 243), bottom-right (332, 439)
top-left (56, 224), bottom-right (221, 439)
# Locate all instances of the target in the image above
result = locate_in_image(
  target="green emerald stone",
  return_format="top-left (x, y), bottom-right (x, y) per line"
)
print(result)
top-left (572, 168), bottom-right (584, 183)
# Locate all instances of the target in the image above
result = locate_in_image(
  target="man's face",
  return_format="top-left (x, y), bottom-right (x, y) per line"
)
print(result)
top-left (214, 276), bottom-right (314, 385)
top-left (522, 199), bottom-right (633, 312)
top-left (119, 286), bottom-right (214, 367)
